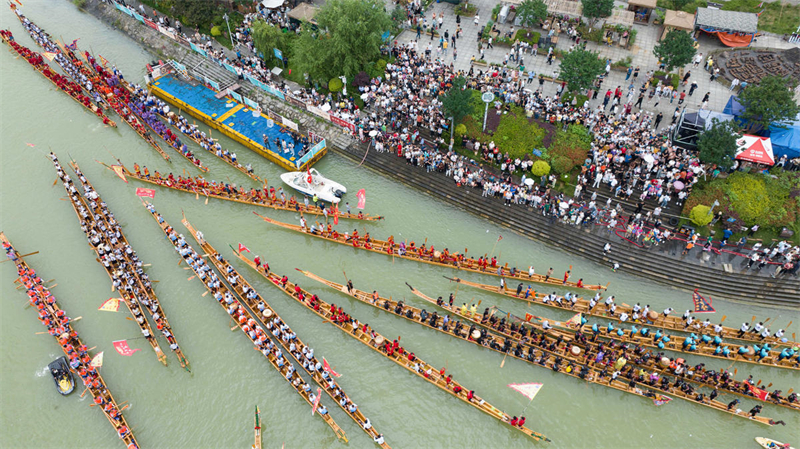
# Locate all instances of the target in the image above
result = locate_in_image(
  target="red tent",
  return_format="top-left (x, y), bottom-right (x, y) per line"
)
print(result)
top-left (735, 135), bottom-right (775, 166)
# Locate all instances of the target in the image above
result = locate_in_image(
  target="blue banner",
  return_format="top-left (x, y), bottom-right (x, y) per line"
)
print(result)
top-left (273, 48), bottom-right (283, 60)
top-left (230, 91), bottom-right (243, 102)
top-left (115, 3), bottom-right (133, 16)
top-left (132, 11), bottom-right (145, 22)
top-left (296, 139), bottom-right (326, 168)
top-left (243, 97), bottom-right (259, 110)
top-left (171, 61), bottom-right (187, 73)
top-left (190, 42), bottom-right (207, 58)
top-left (224, 63), bottom-right (238, 75)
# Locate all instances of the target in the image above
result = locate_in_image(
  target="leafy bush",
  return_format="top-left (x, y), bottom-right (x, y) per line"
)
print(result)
top-left (514, 29), bottom-right (541, 45)
top-left (353, 71), bottom-right (371, 87)
top-left (549, 124), bottom-right (592, 169)
top-left (689, 205), bottom-right (713, 226)
top-left (652, 71), bottom-right (679, 89)
top-left (328, 77), bottom-right (344, 92)
top-left (723, 172), bottom-right (782, 225)
top-left (492, 4), bottom-right (502, 21)
top-left (211, 26), bottom-right (222, 37)
top-left (551, 155), bottom-right (574, 174)
top-left (73, 0), bottom-right (87, 7)
top-left (469, 89), bottom-right (487, 123)
top-left (455, 2), bottom-right (477, 16)
top-left (482, 21), bottom-right (495, 40)
top-left (455, 124), bottom-right (467, 136)
top-left (493, 108), bottom-right (545, 159)
top-left (531, 160), bottom-right (551, 176)
top-left (612, 56), bottom-right (633, 69)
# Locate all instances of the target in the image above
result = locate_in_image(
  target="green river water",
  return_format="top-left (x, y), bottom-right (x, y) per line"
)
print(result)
top-left (0, 2), bottom-right (797, 448)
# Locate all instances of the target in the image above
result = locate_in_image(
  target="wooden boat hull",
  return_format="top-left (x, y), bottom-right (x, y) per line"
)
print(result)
top-left (446, 277), bottom-right (789, 348)
top-left (756, 437), bottom-right (794, 449)
top-left (254, 213), bottom-right (608, 291)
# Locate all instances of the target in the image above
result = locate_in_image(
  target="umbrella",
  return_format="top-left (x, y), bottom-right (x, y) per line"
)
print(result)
top-left (642, 154), bottom-right (655, 164)
top-left (735, 135), bottom-right (775, 166)
top-left (524, 178), bottom-right (534, 186)
top-left (673, 180), bottom-right (685, 191)
top-left (559, 202), bottom-right (569, 209)
top-left (368, 130), bottom-right (378, 137)
top-left (360, 93), bottom-right (369, 101)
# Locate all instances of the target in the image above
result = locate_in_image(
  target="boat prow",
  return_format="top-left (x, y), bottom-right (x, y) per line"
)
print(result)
top-left (280, 169), bottom-right (346, 204)
top-left (47, 356), bottom-right (75, 396)
top-left (756, 437), bottom-right (794, 449)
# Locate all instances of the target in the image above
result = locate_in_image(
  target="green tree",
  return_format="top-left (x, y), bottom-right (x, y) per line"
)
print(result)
top-left (442, 77), bottom-right (475, 125)
top-left (174, 0), bottom-right (216, 28)
top-left (739, 75), bottom-right (800, 131)
top-left (668, 0), bottom-right (691, 11)
top-left (581, 0), bottom-right (614, 28)
top-left (252, 21), bottom-right (287, 63)
top-left (291, 0), bottom-right (392, 81)
top-left (531, 160), bottom-right (551, 176)
top-left (653, 30), bottom-right (696, 72)
top-left (697, 118), bottom-right (739, 170)
top-left (559, 48), bottom-right (605, 93)
top-left (516, 0), bottom-right (548, 29)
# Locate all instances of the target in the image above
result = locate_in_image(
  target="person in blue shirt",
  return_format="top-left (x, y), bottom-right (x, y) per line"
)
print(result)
top-left (721, 228), bottom-right (733, 246)
top-left (606, 323), bottom-right (614, 333)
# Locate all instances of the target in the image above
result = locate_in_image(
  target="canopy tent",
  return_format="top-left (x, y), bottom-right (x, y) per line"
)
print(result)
top-left (695, 8), bottom-right (758, 47)
top-left (628, 0), bottom-right (656, 23)
top-left (671, 109), bottom-right (734, 149)
top-left (605, 8), bottom-right (634, 27)
top-left (661, 10), bottom-right (695, 39)
top-left (735, 135), bottom-right (775, 165)
top-left (260, 0), bottom-right (285, 9)
top-left (287, 3), bottom-right (319, 24)
top-left (722, 95), bottom-right (745, 117)
top-left (543, 0), bottom-right (583, 17)
top-left (768, 121), bottom-right (800, 158)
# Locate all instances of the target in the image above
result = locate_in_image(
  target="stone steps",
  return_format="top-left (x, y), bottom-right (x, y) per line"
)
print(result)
top-left (329, 141), bottom-right (799, 308)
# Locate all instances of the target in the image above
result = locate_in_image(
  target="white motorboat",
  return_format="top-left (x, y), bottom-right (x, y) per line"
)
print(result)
top-left (280, 168), bottom-right (346, 204)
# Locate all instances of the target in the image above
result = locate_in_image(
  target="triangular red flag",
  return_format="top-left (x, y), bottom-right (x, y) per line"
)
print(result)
top-left (238, 243), bottom-right (250, 253)
top-left (323, 357), bottom-right (341, 378)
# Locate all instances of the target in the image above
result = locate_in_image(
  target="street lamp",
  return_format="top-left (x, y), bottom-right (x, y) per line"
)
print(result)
top-left (708, 199), bottom-right (720, 216)
top-left (449, 116), bottom-right (455, 141)
top-left (223, 13), bottom-right (237, 47)
top-left (481, 91), bottom-right (494, 132)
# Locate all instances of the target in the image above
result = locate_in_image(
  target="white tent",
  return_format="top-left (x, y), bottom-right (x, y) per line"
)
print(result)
top-left (261, 0), bottom-right (285, 9)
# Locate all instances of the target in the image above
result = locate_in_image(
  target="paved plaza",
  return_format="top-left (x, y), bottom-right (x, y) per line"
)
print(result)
top-left (391, 0), bottom-right (798, 122)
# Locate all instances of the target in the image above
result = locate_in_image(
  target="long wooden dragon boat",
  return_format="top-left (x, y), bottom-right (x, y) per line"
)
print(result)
top-left (1, 233), bottom-right (139, 447)
top-left (68, 160), bottom-right (190, 370)
top-left (253, 213), bottom-right (606, 291)
top-left (446, 277), bottom-right (793, 348)
top-left (229, 257), bottom-right (551, 442)
top-left (142, 207), bottom-right (348, 442)
top-left (174, 212), bottom-right (389, 447)
top-left (428, 281), bottom-right (799, 371)
top-left (298, 271), bottom-right (778, 426)
top-left (252, 406), bottom-right (262, 449)
top-left (0, 30), bottom-right (116, 127)
top-left (53, 154), bottom-right (168, 366)
top-left (102, 163), bottom-right (383, 222)
top-left (400, 284), bottom-right (800, 413)
top-left (11, 6), bottom-right (110, 111)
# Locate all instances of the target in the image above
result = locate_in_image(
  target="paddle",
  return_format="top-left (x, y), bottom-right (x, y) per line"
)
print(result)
top-left (0, 251), bottom-right (38, 263)
top-left (720, 315), bottom-right (727, 324)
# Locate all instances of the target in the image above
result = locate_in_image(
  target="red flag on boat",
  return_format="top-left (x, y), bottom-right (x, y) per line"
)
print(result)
top-left (238, 243), bottom-right (250, 254)
top-left (748, 384), bottom-right (769, 401)
top-left (333, 206), bottom-right (339, 225)
top-left (323, 357), bottom-right (341, 378)
top-left (311, 387), bottom-right (322, 415)
top-left (98, 54), bottom-right (109, 67)
top-left (356, 189), bottom-right (366, 209)
top-left (497, 235), bottom-right (503, 242)
top-left (307, 168), bottom-right (313, 184)
top-left (112, 340), bottom-right (141, 356)
top-left (507, 382), bottom-right (543, 400)
top-left (135, 187), bottom-right (155, 198)
top-left (111, 165), bottom-right (128, 183)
